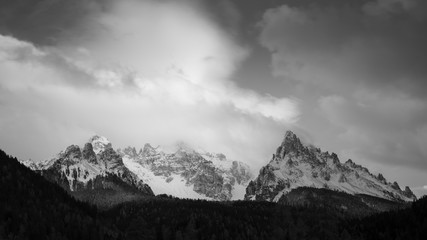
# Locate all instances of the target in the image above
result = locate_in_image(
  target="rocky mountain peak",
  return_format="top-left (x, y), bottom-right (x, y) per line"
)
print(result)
top-left (275, 131), bottom-right (306, 159)
top-left (246, 130), bottom-right (417, 203)
top-left (330, 153), bottom-right (340, 165)
top-left (345, 159), bottom-right (355, 166)
top-left (141, 143), bottom-right (157, 157)
top-left (282, 131), bottom-right (299, 145)
top-left (283, 131), bottom-right (304, 148)
top-left (121, 147), bottom-right (138, 158)
top-left (88, 135), bottom-right (112, 154)
top-left (61, 145), bottom-right (82, 164)
top-left (391, 181), bottom-right (401, 190)
top-left (377, 173), bottom-right (387, 184)
top-left (82, 143), bottom-right (97, 164)
top-left (404, 186), bottom-right (416, 199)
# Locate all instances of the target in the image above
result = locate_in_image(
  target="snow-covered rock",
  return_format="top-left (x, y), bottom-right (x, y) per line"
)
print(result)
top-left (24, 136), bottom-right (154, 197)
top-left (245, 131), bottom-right (417, 202)
top-left (22, 135), bottom-right (252, 201)
top-left (117, 143), bottom-right (252, 201)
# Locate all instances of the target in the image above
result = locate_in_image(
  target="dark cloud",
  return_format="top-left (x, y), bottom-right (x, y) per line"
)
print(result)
top-left (259, 0), bottom-right (427, 97)
top-left (318, 93), bottom-right (427, 168)
top-left (0, 0), bottom-right (111, 45)
top-left (257, 0), bottom-right (427, 176)
top-left (1, 0), bottom-right (426, 189)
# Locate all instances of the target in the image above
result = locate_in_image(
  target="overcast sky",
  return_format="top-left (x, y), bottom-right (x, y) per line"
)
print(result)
top-left (0, 0), bottom-right (426, 196)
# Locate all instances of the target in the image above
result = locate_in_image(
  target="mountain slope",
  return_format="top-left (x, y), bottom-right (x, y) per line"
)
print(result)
top-left (0, 149), bottom-right (121, 240)
top-left (245, 131), bottom-right (416, 203)
top-left (22, 136), bottom-right (252, 201)
top-left (23, 136), bottom-right (154, 207)
top-left (118, 142), bottom-right (252, 200)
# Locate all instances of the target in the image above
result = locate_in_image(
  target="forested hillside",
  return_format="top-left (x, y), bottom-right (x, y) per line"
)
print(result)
top-left (0, 150), bottom-right (121, 240)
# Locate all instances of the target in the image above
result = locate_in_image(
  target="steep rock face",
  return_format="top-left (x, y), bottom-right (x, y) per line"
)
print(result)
top-left (27, 136), bottom-right (154, 205)
top-left (245, 131), bottom-right (417, 203)
top-left (23, 136), bottom-right (252, 201)
top-left (118, 143), bottom-right (252, 201)
top-left (82, 143), bottom-right (97, 164)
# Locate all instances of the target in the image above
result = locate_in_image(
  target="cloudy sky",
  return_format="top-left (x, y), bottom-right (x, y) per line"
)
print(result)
top-left (0, 0), bottom-right (426, 196)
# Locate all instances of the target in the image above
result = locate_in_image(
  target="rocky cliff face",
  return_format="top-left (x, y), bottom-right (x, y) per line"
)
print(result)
top-left (23, 136), bottom-right (252, 201)
top-left (118, 143), bottom-right (252, 201)
top-left (27, 136), bottom-right (154, 205)
top-left (245, 131), bottom-right (417, 203)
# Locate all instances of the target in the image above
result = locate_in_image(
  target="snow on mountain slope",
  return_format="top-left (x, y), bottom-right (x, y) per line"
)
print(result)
top-left (122, 155), bottom-right (211, 200)
top-left (245, 131), bottom-right (417, 202)
top-left (89, 135), bottom-right (112, 154)
top-left (21, 136), bottom-right (252, 201)
top-left (118, 143), bottom-right (252, 200)
top-left (21, 136), bottom-right (154, 196)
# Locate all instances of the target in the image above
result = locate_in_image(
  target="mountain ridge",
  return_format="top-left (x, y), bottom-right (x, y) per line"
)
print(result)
top-left (21, 135), bottom-right (252, 202)
top-left (245, 130), bottom-right (416, 203)
top-left (117, 141), bottom-right (252, 200)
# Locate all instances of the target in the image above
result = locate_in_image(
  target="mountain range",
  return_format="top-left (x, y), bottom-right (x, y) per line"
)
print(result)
top-left (20, 131), bottom-right (416, 209)
top-left (22, 135), bottom-right (252, 204)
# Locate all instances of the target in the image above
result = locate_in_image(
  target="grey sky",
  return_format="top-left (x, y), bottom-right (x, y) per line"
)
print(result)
top-left (0, 0), bottom-right (426, 196)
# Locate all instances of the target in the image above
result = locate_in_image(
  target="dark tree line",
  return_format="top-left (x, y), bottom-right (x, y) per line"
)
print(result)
top-left (342, 195), bottom-right (427, 240)
top-left (102, 198), bottom-right (345, 240)
top-left (0, 150), bottom-right (121, 240)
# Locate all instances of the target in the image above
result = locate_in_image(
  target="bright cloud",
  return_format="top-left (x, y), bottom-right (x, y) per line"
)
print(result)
top-left (0, 0), bottom-right (298, 171)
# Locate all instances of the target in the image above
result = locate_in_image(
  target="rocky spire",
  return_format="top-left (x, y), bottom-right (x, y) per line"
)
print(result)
top-left (82, 143), bottom-right (97, 164)
top-left (60, 145), bottom-right (82, 164)
top-left (391, 181), bottom-right (401, 191)
top-left (64, 145), bottom-right (81, 158)
top-left (141, 143), bottom-right (157, 157)
top-left (403, 186), bottom-right (416, 200)
top-left (377, 173), bottom-right (387, 184)
top-left (122, 147), bottom-right (138, 158)
top-left (276, 131), bottom-right (306, 158)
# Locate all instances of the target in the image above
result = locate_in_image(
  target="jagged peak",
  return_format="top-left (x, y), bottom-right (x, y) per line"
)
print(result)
top-left (143, 143), bottom-right (154, 150)
top-left (282, 131), bottom-right (303, 146)
top-left (377, 173), bottom-right (386, 182)
top-left (345, 159), bottom-right (354, 165)
top-left (251, 130), bottom-right (418, 203)
top-left (391, 181), bottom-right (401, 190)
top-left (404, 186), bottom-right (416, 199)
top-left (141, 143), bottom-right (158, 156)
top-left (121, 146), bottom-right (138, 158)
top-left (65, 144), bottom-right (81, 153)
top-left (283, 130), bottom-right (298, 142)
top-left (58, 145), bottom-right (82, 164)
top-left (88, 135), bottom-right (112, 154)
top-left (329, 152), bottom-right (340, 165)
top-left (82, 142), bottom-right (97, 164)
top-left (276, 130), bottom-right (305, 158)
top-left (88, 135), bottom-right (110, 143)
